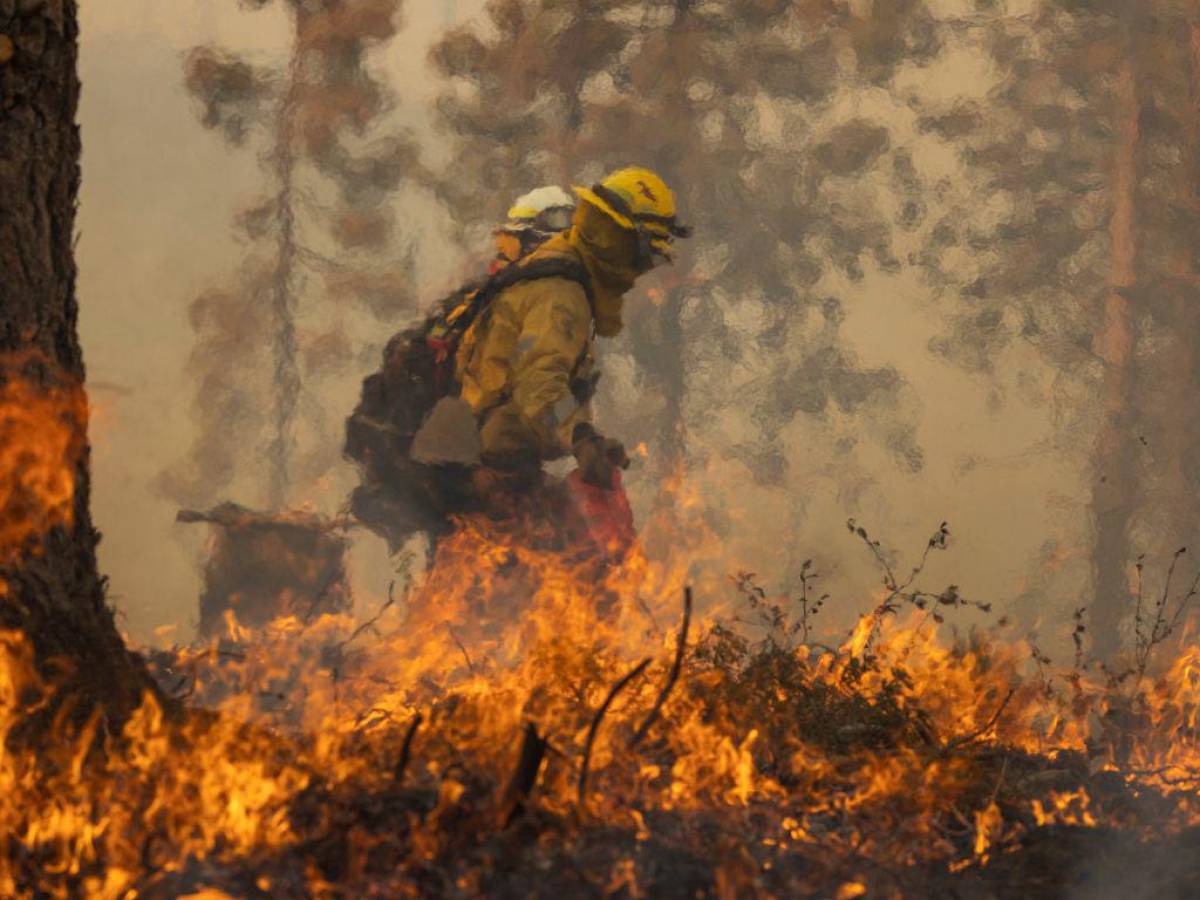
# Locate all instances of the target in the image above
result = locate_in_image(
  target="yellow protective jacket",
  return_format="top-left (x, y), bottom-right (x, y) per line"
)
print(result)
top-left (455, 202), bottom-right (640, 463)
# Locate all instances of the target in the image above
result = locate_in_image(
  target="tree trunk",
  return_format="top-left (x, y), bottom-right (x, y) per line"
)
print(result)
top-left (0, 1), bottom-right (154, 725)
top-left (1158, 23), bottom-right (1200, 559)
top-left (265, 15), bottom-right (303, 511)
top-left (1089, 54), bottom-right (1141, 659)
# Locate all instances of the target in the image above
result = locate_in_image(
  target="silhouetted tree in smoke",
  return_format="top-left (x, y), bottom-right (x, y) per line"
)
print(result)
top-left (905, 2), bottom-right (1200, 656)
top-left (164, 0), bottom-right (420, 511)
top-left (1116, 5), bottom-right (1200, 616)
top-left (428, 0), bottom-right (636, 229)
top-left (0, 0), bottom-right (155, 724)
top-left (873, 4), bottom-right (1115, 641)
top-left (429, 1), bottom-right (931, 518)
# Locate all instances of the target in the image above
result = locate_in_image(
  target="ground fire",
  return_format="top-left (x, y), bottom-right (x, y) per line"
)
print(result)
top-left (5, 482), bottom-right (1200, 895)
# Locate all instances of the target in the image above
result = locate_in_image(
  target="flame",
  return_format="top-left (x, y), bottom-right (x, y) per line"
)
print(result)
top-left (3, 465), bottom-right (1200, 893)
top-left (1032, 789), bottom-right (1097, 828)
top-left (973, 801), bottom-right (1004, 861)
top-left (844, 613), bottom-right (874, 658)
top-left (0, 358), bottom-right (86, 584)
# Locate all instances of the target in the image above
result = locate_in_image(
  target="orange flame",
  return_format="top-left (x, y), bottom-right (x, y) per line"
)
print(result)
top-left (3, 464), bottom-right (1200, 893)
top-left (0, 358), bottom-right (86, 585)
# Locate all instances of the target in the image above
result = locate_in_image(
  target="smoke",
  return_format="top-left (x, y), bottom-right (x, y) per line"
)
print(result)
top-left (129, 0), bottom-right (1200, 652)
top-left (160, 0), bottom-right (418, 512)
top-left (426, 1), bottom-right (945, 569)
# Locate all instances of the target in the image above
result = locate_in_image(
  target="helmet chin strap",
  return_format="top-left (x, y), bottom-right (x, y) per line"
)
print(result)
top-left (633, 228), bottom-right (674, 272)
top-left (634, 229), bottom-right (653, 272)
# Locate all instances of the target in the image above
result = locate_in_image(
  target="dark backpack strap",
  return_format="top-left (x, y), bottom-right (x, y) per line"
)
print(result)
top-left (483, 255), bottom-right (594, 313)
top-left (452, 254), bottom-right (595, 345)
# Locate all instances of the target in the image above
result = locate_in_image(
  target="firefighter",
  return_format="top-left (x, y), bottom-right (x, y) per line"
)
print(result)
top-left (346, 185), bottom-right (578, 549)
top-left (490, 185), bottom-right (576, 272)
top-left (346, 168), bottom-right (689, 556)
top-left (425, 185), bottom-right (576, 355)
top-left (455, 166), bottom-right (692, 497)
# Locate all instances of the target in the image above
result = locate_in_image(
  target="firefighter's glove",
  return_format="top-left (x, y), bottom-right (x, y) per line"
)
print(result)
top-left (572, 423), bottom-right (629, 489)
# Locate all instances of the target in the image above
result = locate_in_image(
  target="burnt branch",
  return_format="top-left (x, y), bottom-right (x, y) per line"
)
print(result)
top-left (446, 623), bottom-right (475, 673)
top-left (846, 519), bottom-right (985, 651)
top-left (628, 588), bottom-right (692, 750)
top-left (941, 688), bottom-right (1015, 755)
top-left (1133, 548), bottom-right (1200, 684)
top-left (498, 722), bottom-right (549, 828)
top-left (577, 658), bottom-right (651, 812)
top-left (338, 581), bottom-right (397, 652)
top-left (394, 712), bottom-right (423, 785)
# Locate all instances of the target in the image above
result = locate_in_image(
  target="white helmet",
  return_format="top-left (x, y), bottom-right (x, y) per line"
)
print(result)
top-left (498, 185), bottom-right (576, 239)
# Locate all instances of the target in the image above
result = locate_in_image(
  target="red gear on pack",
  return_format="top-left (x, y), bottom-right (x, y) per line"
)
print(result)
top-left (565, 468), bottom-right (635, 560)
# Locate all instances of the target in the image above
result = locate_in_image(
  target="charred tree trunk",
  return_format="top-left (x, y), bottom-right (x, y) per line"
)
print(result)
top-left (1089, 53), bottom-right (1141, 659)
top-left (0, 1), bottom-right (154, 724)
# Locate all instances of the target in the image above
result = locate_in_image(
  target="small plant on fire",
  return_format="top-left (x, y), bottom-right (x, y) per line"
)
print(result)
top-left (691, 613), bottom-right (929, 763)
top-left (728, 560), bottom-right (829, 649)
top-left (848, 517), bottom-right (993, 653)
top-left (1132, 548), bottom-right (1200, 684)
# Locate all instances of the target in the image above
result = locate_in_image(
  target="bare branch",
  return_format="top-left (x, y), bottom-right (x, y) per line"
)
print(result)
top-left (498, 722), bottom-right (549, 827)
top-left (394, 712), bottom-right (423, 785)
top-left (629, 588), bottom-right (692, 750)
top-left (577, 658), bottom-right (651, 812)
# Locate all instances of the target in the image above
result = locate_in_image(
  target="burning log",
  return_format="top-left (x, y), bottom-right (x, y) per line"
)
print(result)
top-left (177, 501), bottom-right (352, 636)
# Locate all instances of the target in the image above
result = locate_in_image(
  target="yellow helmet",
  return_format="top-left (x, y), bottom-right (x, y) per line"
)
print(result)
top-left (574, 167), bottom-right (692, 263)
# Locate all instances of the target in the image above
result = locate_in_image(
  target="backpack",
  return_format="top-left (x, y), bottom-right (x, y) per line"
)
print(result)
top-left (343, 254), bottom-right (594, 546)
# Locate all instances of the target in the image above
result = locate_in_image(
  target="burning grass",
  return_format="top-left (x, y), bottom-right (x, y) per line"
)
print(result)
top-left (3, 505), bottom-right (1200, 897)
